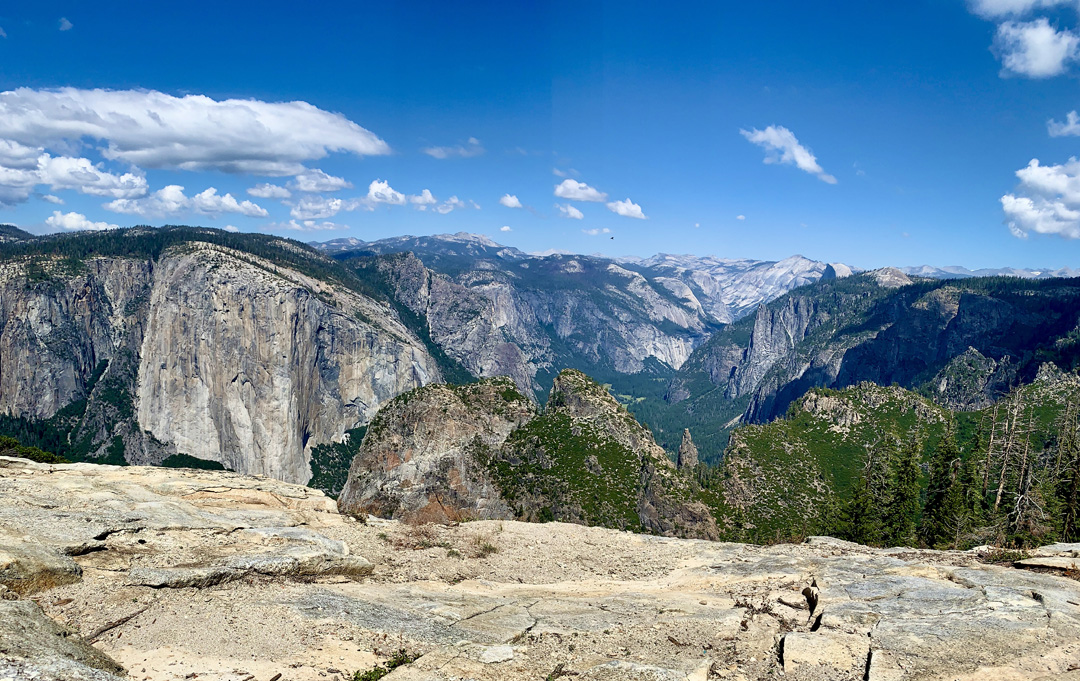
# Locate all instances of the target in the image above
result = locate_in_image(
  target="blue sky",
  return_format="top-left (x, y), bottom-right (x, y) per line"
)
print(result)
top-left (1, 1), bottom-right (1080, 269)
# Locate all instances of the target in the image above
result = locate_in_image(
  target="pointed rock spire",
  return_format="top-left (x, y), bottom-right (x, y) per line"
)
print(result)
top-left (677, 428), bottom-right (698, 470)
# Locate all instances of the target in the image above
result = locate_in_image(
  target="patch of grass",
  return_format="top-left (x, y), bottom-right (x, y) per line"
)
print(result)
top-left (351, 648), bottom-right (420, 681)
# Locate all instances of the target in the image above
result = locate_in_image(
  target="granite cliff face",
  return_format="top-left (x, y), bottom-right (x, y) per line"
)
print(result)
top-left (666, 270), bottom-right (1080, 438)
top-left (340, 369), bottom-right (720, 539)
top-left (0, 233), bottom-right (440, 484)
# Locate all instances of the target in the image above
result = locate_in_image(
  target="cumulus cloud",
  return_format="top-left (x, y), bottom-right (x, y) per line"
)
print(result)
top-left (1001, 157), bottom-right (1080, 238)
top-left (1049, 110), bottom-right (1080, 136)
top-left (736, 214), bottom-right (746, 220)
top-left (500, 225), bottom-right (512, 232)
top-left (554, 179), bottom-right (608, 202)
top-left (364, 179), bottom-right (407, 206)
top-left (422, 137), bottom-right (484, 159)
top-left (0, 88), bottom-right (390, 176)
top-left (289, 168), bottom-right (352, 193)
top-left (41, 194), bottom-right (63, 204)
top-left (105, 184), bottom-right (267, 218)
top-left (59, 18), bottom-right (73, 31)
top-left (995, 19), bottom-right (1079, 77)
top-left (46, 210), bottom-right (117, 231)
top-left (223, 225), bottom-right (240, 233)
top-left (192, 188), bottom-right (268, 217)
top-left (37, 155), bottom-right (148, 198)
top-left (0, 148), bottom-right (149, 205)
top-left (740, 125), bottom-right (837, 184)
top-left (969, 0), bottom-right (1075, 18)
top-left (499, 193), bottom-right (523, 208)
top-left (582, 227), bottom-right (611, 236)
top-left (606, 198), bottom-right (647, 219)
top-left (410, 189), bottom-right (437, 209)
top-left (556, 203), bottom-right (584, 219)
top-left (247, 183), bottom-right (291, 199)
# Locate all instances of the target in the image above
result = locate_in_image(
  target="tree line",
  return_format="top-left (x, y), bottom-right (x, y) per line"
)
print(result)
top-left (831, 386), bottom-right (1080, 549)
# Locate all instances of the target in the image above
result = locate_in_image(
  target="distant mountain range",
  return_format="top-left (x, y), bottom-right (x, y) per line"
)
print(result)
top-left (312, 233), bottom-right (1078, 284)
top-left (900, 265), bottom-right (1080, 279)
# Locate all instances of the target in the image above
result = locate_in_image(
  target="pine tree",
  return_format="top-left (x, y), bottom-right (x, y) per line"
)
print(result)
top-left (1056, 398), bottom-right (1080, 542)
top-left (883, 436), bottom-right (921, 547)
top-left (922, 425), bottom-right (966, 548)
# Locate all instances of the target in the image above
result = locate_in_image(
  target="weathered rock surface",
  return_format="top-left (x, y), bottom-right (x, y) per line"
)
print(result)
top-left (0, 600), bottom-right (125, 681)
top-left (337, 378), bottom-right (536, 522)
top-left (0, 241), bottom-right (440, 484)
top-left (3, 461), bottom-right (1080, 681)
top-left (0, 456), bottom-right (373, 595)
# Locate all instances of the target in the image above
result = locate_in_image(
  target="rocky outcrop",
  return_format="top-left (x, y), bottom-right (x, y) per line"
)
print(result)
top-left (495, 370), bottom-right (718, 539)
top-left (337, 378), bottom-right (536, 523)
top-left (0, 456), bottom-right (373, 594)
top-left (677, 428), bottom-right (698, 469)
top-left (0, 240), bottom-right (440, 484)
top-left (4, 460), bottom-right (1080, 681)
top-left (338, 369), bottom-right (718, 539)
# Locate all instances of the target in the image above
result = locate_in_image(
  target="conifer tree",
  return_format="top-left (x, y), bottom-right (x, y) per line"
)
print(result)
top-left (922, 425), bottom-right (966, 548)
top-left (883, 436), bottom-right (921, 547)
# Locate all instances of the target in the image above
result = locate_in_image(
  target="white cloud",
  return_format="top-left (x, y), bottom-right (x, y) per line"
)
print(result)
top-left (410, 189), bottom-right (437, 210)
top-left (969, 0), bottom-right (1075, 18)
top-left (606, 198), bottom-right (647, 219)
top-left (0, 148), bottom-right (150, 205)
top-left (267, 219), bottom-right (349, 232)
top-left (37, 154), bottom-right (148, 198)
top-left (500, 225), bottom-right (512, 232)
top-left (59, 18), bottom-right (73, 31)
top-left (290, 195), bottom-right (358, 220)
top-left (582, 227), bottom-right (611, 236)
top-left (736, 214), bottom-right (746, 220)
top-left (740, 125), bottom-right (837, 184)
top-left (289, 168), bottom-right (352, 193)
top-left (1001, 157), bottom-right (1080, 238)
top-left (105, 184), bottom-right (267, 218)
top-left (1049, 110), bottom-right (1080, 136)
top-left (45, 210), bottom-right (117, 231)
top-left (0, 88), bottom-right (390, 176)
top-left (435, 196), bottom-right (466, 214)
top-left (364, 179), bottom-right (407, 206)
top-left (422, 137), bottom-right (484, 159)
top-left (41, 194), bottom-right (63, 204)
top-left (556, 203), bottom-right (584, 219)
top-left (0, 27), bottom-right (7, 38)
top-left (552, 168), bottom-right (567, 177)
top-left (223, 224), bottom-right (240, 233)
top-left (192, 187), bottom-right (268, 217)
top-left (499, 193), bottom-right (523, 208)
top-left (247, 183), bottom-right (292, 199)
top-left (996, 19), bottom-right (1079, 77)
top-left (554, 179), bottom-right (608, 202)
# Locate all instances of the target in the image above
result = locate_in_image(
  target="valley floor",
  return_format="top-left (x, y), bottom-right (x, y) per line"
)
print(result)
top-left (2, 458), bottom-right (1080, 681)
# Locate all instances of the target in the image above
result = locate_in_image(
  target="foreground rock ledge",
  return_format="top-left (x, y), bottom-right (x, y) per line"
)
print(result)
top-left (2, 458), bottom-right (1080, 681)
